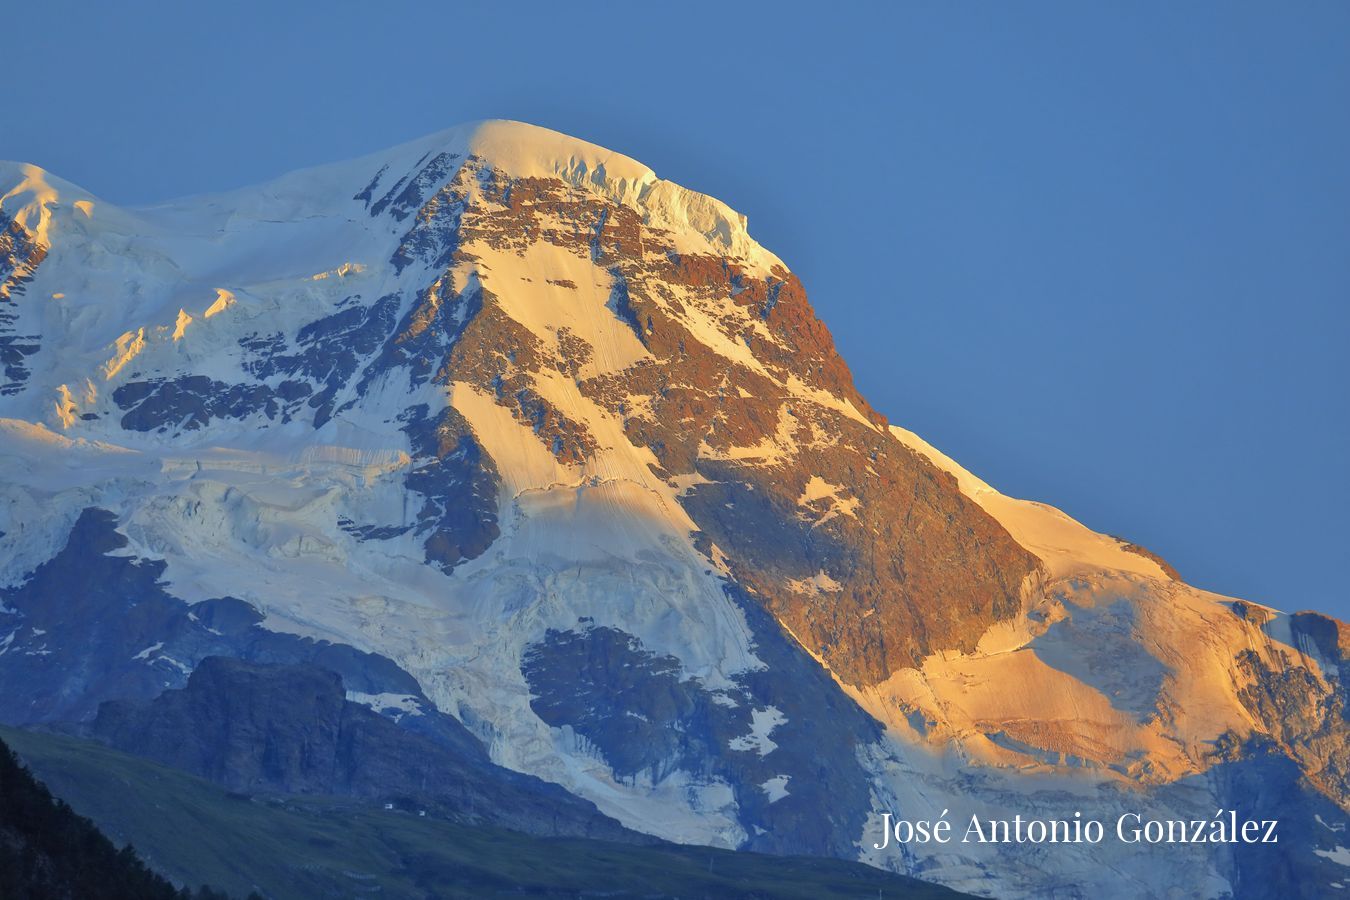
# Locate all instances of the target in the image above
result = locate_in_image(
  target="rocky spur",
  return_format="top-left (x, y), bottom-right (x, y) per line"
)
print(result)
top-left (872, 810), bottom-right (1279, 848)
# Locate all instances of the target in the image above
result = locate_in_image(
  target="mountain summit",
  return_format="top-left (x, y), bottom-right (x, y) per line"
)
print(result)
top-left (1, 121), bottom-right (1345, 898)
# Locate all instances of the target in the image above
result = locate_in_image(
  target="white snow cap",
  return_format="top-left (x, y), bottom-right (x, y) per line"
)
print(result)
top-left (0, 120), bottom-right (785, 275)
top-left (390, 120), bottom-right (784, 272)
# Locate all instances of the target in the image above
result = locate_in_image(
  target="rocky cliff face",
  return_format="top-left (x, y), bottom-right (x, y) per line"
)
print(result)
top-left (357, 147), bottom-right (1041, 686)
top-left (0, 198), bottom-right (46, 396)
top-left (90, 655), bottom-right (638, 842)
top-left (0, 122), bottom-right (1346, 897)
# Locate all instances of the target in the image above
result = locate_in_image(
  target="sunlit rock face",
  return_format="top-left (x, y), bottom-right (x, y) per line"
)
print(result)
top-left (0, 121), bottom-right (1346, 897)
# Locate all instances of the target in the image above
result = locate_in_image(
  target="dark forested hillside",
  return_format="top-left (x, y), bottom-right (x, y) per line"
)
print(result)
top-left (0, 735), bottom-right (241, 900)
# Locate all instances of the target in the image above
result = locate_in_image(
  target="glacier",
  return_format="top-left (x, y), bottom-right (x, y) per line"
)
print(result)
top-left (1, 119), bottom-right (1347, 898)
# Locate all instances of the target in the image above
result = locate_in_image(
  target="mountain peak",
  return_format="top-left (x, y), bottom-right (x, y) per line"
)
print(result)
top-left (2, 121), bottom-right (1347, 898)
top-left (359, 119), bottom-right (780, 273)
top-left (455, 119), bottom-right (657, 188)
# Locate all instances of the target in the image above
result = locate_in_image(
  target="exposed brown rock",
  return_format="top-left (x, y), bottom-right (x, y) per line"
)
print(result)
top-left (382, 159), bottom-right (1042, 686)
top-left (1237, 647), bottom-right (1350, 808)
top-left (1111, 535), bottom-right (1183, 581)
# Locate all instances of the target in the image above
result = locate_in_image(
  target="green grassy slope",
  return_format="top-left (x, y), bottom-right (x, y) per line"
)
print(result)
top-left (0, 734), bottom-right (236, 900)
top-left (1, 726), bottom-right (966, 900)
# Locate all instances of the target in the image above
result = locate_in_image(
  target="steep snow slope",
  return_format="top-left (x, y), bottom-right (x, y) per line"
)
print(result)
top-left (1, 121), bottom-right (1347, 898)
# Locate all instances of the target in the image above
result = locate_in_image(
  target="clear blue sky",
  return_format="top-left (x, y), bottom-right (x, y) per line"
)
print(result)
top-left (6, 2), bottom-right (1347, 616)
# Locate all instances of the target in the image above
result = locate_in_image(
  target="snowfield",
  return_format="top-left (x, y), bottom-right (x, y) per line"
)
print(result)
top-left (1, 120), bottom-right (1346, 898)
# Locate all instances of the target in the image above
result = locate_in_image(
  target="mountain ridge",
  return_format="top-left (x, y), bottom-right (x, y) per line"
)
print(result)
top-left (1, 120), bottom-right (1346, 898)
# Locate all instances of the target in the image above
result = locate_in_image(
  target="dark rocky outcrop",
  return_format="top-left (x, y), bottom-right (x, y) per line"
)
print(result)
top-left (0, 508), bottom-right (483, 763)
top-left (115, 294), bottom-right (404, 433)
top-left (113, 375), bottom-right (292, 432)
top-left (1207, 734), bottom-right (1350, 900)
top-left (1236, 646), bottom-right (1350, 808)
top-left (398, 403), bottom-right (502, 572)
top-left (523, 585), bottom-right (883, 858)
top-left (0, 211), bottom-right (44, 395)
top-left (240, 292), bottom-right (401, 427)
top-left (89, 656), bottom-right (640, 843)
top-left (1111, 535), bottom-right (1183, 580)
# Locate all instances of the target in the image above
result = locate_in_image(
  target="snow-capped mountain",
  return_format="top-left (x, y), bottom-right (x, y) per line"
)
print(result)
top-left (1, 120), bottom-right (1345, 898)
